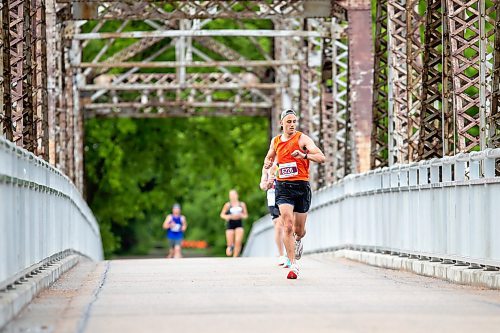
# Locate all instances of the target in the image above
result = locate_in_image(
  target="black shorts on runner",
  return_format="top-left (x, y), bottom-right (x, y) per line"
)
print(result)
top-left (268, 205), bottom-right (280, 220)
top-left (168, 238), bottom-right (182, 248)
top-left (275, 180), bottom-right (312, 213)
top-left (226, 220), bottom-right (243, 230)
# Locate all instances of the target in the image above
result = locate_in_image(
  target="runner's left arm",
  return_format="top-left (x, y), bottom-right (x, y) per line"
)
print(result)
top-left (241, 202), bottom-right (248, 219)
top-left (181, 215), bottom-right (187, 232)
top-left (292, 134), bottom-right (326, 163)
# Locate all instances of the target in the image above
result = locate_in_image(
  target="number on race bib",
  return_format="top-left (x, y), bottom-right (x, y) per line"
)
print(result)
top-left (278, 162), bottom-right (299, 179)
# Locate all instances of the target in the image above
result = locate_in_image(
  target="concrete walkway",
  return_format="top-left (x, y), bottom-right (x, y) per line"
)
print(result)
top-left (4, 254), bottom-right (500, 333)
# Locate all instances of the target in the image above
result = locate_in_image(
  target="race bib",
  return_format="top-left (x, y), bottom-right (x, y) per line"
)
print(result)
top-left (278, 162), bottom-right (299, 179)
top-left (171, 223), bottom-right (181, 232)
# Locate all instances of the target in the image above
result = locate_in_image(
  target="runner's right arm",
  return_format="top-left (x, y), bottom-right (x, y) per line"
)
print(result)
top-left (263, 139), bottom-right (276, 169)
top-left (220, 203), bottom-right (231, 221)
top-left (260, 165), bottom-right (270, 190)
top-left (162, 214), bottom-right (172, 229)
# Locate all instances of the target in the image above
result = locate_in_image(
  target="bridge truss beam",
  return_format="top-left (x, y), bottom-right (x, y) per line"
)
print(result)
top-left (56, 0), bottom-right (344, 20)
top-left (0, 0), bottom-right (374, 191)
top-left (28, 1), bottom-right (500, 191)
top-left (372, 0), bottom-right (500, 169)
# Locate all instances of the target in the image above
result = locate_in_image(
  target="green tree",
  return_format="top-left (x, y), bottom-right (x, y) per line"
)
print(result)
top-left (83, 18), bottom-right (274, 257)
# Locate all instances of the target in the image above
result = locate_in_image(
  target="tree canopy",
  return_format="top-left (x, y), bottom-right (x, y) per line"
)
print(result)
top-left (83, 19), bottom-right (273, 257)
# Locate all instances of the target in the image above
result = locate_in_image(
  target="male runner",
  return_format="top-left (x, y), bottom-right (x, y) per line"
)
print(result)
top-left (262, 109), bottom-right (325, 279)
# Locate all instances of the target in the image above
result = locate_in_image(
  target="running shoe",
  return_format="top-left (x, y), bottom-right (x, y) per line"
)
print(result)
top-left (278, 255), bottom-right (287, 266)
top-left (287, 264), bottom-right (300, 279)
top-left (283, 258), bottom-right (292, 268)
top-left (295, 238), bottom-right (303, 260)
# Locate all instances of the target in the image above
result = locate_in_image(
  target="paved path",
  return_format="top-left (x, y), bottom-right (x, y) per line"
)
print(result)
top-left (4, 254), bottom-right (500, 333)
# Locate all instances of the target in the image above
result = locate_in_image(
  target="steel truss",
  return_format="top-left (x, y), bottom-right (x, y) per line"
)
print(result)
top-left (373, 0), bottom-right (500, 170)
top-left (5, 0), bottom-right (500, 193)
top-left (446, 0), bottom-right (496, 152)
top-left (1, 0), bottom-right (49, 157)
top-left (370, 0), bottom-right (389, 168)
top-left (418, 0), bottom-right (453, 159)
top-left (491, 4), bottom-right (500, 155)
top-left (57, 0), bottom-right (340, 20)
top-left (321, 22), bottom-right (350, 183)
top-left (2, 0), bottom-right (377, 192)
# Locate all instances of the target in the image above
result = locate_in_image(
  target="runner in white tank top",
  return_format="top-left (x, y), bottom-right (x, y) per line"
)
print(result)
top-left (260, 163), bottom-right (286, 266)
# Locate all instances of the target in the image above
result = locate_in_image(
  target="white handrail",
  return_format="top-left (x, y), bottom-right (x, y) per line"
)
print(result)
top-left (244, 149), bottom-right (500, 268)
top-left (0, 137), bottom-right (103, 290)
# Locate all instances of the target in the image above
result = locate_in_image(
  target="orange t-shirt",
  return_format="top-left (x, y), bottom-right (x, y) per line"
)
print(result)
top-left (273, 131), bottom-right (309, 181)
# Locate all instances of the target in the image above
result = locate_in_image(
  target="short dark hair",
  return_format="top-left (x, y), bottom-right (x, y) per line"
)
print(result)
top-left (280, 109), bottom-right (297, 120)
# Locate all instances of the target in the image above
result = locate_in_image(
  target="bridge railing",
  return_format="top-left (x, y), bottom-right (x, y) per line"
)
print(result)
top-left (0, 137), bottom-right (103, 290)
top-left (244, 149), bottom-right (500, 268)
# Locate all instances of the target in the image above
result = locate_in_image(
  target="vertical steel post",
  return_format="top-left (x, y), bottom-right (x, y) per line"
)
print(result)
top-left (446, 0), bottom-right (495, 152)
top-left (36, 0), bottom-right (49, 160)
top-left (320, 22), bottom-right (335, 184)
top-left (303, 18), bottom-right (324, 188)
top-left (331, 24), bottom-right (350, 180)
top-left (371, 0), bottom-right (389, 168)
top-left (419, 0), bottom-right (445, 159)
top-left (45, 0), bottom-right (58, 164)
top-left (406, 0), bottom-right (424, 161)
top-left (490, 2), bottom-right (500, 150)
top-left (346, 5), bottom-right (373, 172)
top-left (387, 0), bottom-right (408, 165)
top-left (441, 0), bottom-right (455, 156)
top-left (0, 1), bottom-right (3, 137)
top-left (9, 0), bottom-right (26, 146)
top-left (1, 1), bottom-right (12, 139)
top-left (22, 0), bottom-right (35, 152)
top-left (71, 32), bottom-right (84, 191)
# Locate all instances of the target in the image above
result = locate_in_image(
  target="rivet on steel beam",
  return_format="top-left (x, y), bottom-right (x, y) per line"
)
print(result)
top-left (455, 261), bottom-right (468, 266)
top-left (484, 266), bottom-right (499, 271)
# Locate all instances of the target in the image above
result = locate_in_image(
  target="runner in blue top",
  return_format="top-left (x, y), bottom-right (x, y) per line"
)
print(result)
top-left (162, 203), bottom-right (187, 258)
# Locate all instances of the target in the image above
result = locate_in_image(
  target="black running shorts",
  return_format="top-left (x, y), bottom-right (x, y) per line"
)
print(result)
top-left (275, 180), bottom-right (312, 213)
top-left (226, 220), bottom-right (243, 230)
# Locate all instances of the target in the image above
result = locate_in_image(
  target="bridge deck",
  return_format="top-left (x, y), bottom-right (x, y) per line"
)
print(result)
top-left (5, 255), bottom-right (500, 333)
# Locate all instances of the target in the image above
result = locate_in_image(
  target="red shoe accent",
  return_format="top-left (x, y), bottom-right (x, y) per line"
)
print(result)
top-left (287, 270), bottom-right (298, 279)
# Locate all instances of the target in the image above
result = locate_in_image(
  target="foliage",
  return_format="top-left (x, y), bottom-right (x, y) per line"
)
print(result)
top-left (83, 17), bottom-right (278, 258)
top-left (85, 117), bottom-right (269, 258)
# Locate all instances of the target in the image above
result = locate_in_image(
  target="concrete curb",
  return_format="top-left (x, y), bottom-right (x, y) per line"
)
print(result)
top-left (0, 254), bottom-right (80, 330)
top-left (320, 250), bottom-right (500, 290)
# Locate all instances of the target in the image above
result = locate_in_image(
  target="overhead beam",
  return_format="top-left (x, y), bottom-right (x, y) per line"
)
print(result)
top-left (77, 60), bottom-right (302, 68)
top-left (81, 83), bottom-right (282, 91)
top-left (72, 29), bottom-right (330, 40)
top-left (86, 109), bottom-right (270, 119)
top-left (62, 1), bottom-right (336, 20)
top-left (347, 6), bottom-right (374, 173)
top-left (84, 101), bottom-right (273, 109)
